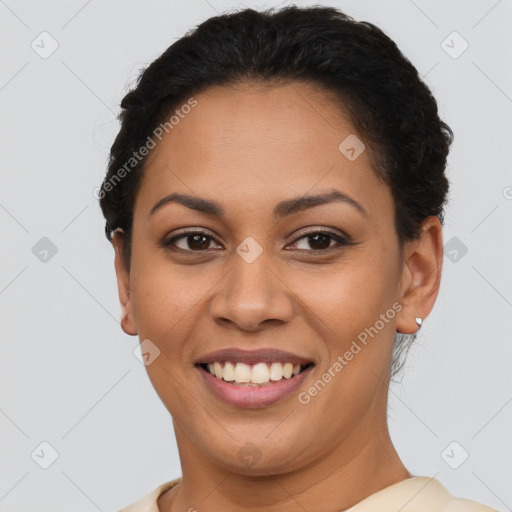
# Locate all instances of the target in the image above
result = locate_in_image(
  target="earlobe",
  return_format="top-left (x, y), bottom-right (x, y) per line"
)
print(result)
top-left (112, 230), bottom-right (138, 336)
top-left (396, 216), bottom-right (443, 334)
top-left (397, 316), bottom-right (422, 334)
top-left (121, 312), bottom-right (137, 336)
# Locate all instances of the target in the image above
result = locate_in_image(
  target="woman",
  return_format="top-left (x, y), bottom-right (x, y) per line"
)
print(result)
top-left (98, 5), bottom-right (498, 511)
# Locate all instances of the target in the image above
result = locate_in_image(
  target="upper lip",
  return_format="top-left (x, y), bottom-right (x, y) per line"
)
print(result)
top-left (195, 348), bottom-right (314, 366)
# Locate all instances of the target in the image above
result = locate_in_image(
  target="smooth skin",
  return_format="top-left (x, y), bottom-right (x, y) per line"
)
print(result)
top-left (112, 81), bottom-right (443, 512)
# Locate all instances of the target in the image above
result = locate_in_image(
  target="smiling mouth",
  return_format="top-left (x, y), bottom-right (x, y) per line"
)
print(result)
top-left (196, 361), bottom-right (315, 386)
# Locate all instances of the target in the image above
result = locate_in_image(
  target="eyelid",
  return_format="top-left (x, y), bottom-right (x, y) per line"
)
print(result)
top-left (285, 229), bottom-right (351, 252)
top-left (162, 228), bottom-right (221, 248)
top-left (288, 225), bottom-right (352, 245)
top-left (162, 226), bottom-right (352, 253)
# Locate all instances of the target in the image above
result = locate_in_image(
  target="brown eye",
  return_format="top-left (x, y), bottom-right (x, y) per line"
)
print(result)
top-left (289, 230), bottom-right (350, 252)
top-left (306, 233), bottom-right (332, 250)
top-left (162, 230), bottom-right (222, 252)
top-left (184, 234), bottom-right (211, 250)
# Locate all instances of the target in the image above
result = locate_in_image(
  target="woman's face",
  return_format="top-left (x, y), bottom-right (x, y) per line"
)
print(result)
top-left (114, 82), bottom-right (438, 474)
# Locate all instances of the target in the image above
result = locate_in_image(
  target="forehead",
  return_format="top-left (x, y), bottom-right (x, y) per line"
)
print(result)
top-left (165, 81), bottom-right (353, 160)
top-left (134, 81), bottom-right (392, 223)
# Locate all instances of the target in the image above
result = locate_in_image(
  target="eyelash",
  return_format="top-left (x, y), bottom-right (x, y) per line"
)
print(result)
top-left (161, 228), bottom-right (352, 254)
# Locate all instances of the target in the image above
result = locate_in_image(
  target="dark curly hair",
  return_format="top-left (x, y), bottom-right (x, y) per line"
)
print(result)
top-left (98, 4), bottom-right (453, 377)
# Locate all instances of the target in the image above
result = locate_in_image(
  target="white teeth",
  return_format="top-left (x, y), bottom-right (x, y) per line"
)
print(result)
top-left (223, 361), bottom-right (236, 381)
top-left (234, 362), bottom-right (252, 382)
top-left (214, 361), bottom-right (223, 379)
top-left (204, 361), bottom-right (307, 384)
top-left (283, 363), bottom-right (293, 379)
top-left (269, 362), bottom-right (283, 381)
top-left (251, 362), bottom-right (270, 384)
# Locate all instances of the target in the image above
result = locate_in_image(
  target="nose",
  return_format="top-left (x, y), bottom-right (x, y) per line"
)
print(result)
top-left (209, 250), bottom-right (295, 332)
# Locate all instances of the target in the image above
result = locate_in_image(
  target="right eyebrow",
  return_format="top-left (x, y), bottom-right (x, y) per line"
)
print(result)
top-left (149, 193), bottom-right (225, 218)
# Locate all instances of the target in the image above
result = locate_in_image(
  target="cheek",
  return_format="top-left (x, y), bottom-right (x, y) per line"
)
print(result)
top-left (293, 263), bottom-right (397, 429)
top-left (289, 252), bottom-right (399, 392)
top-left (128, 247), bottom-right (204, 343)
top-left (294, 256), bottom-right (396, 329)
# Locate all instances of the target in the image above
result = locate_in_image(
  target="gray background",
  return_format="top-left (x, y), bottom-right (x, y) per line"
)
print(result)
top-left (0, 0), bottom-right (511, 510)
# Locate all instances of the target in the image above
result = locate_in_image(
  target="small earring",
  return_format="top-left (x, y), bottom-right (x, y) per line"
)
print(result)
top-left (396, 316), bottom-right (422, 334)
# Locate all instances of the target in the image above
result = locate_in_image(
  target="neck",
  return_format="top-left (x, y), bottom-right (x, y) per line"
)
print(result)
top-left (158, 420), bottom-right (410, 512)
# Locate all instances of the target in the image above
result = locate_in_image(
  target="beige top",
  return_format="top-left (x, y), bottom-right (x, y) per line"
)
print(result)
top-left (119, 476), bottom-right (499, 511)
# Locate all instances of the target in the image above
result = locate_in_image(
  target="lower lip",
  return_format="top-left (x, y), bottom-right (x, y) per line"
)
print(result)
top-left (196, 365), bottom-right (314, 408)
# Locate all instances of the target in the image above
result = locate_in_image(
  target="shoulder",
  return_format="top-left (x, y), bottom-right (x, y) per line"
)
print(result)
top-left (427, 479), bottom-right (499, 512)
top-left (443, 496), bottom-right (499, 512)
top-left (346, 476), bottom-right (499, 512)
top-left (118, 477), bottom-right (181, 512)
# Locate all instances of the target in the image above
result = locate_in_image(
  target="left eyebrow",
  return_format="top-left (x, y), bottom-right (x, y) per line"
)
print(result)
top-left (273, 189), bottom-right (368, 219)
top-left (149, 188), bottom-right (368, 219)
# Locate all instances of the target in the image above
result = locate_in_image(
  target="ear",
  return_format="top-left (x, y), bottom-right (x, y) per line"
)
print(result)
top-left (112, 230), bottom-right (138, 336)
top-left (396, 216), bottom-right (444, 334)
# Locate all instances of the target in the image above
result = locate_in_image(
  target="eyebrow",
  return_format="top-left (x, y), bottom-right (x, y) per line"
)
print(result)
top-left (149, 188), bottom-right (368, 219)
